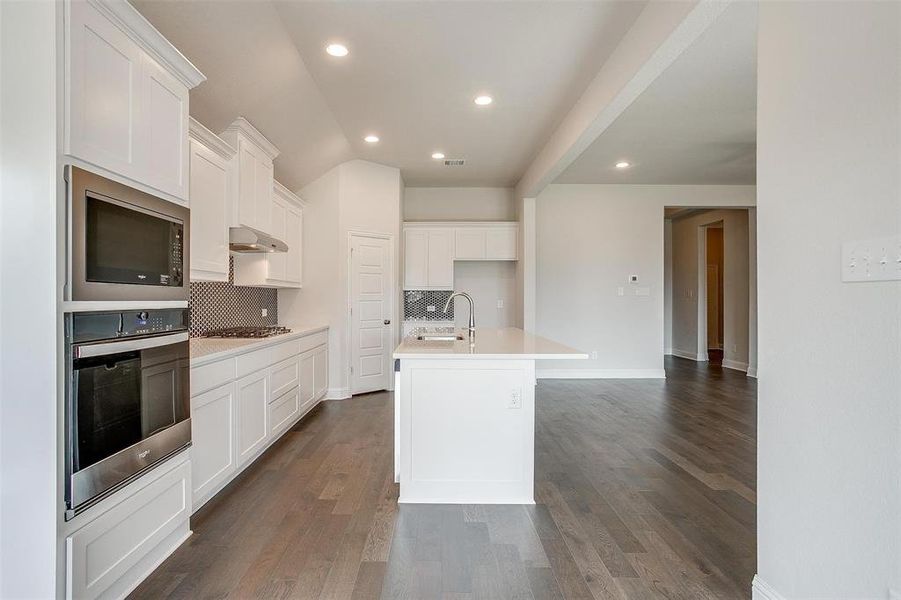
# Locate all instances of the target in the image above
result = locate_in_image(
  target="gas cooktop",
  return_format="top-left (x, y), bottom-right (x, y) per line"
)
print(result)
top-left (202, 326), bottom-right (292, 339)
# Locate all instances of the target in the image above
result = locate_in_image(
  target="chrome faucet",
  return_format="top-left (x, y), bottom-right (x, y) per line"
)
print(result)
top-left (443, 291), bottom-right (475, 338)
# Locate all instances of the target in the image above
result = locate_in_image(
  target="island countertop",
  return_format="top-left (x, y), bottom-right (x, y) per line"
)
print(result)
top-left (393, 327), bottom-right (587, 360)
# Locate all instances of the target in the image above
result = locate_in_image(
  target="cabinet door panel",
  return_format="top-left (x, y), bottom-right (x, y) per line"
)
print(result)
top-left (236, 370), bottom-right (268, 467)
top-left (267, 199), bottom-right (288, 281)
top-left (427, 230), bottom-right (455, 289)
top-left (286, 207), bottom-right (303, 285)
top-left (142, 55), bottom-right (188, 200)
top-left (404, 230), bottom-right (429, 289)
top-left (189, 140), bottom-right (230, 280)
top-left (191, 383), bottom-right (235, 505)
top-left (67, 0), bottom-right (142, 177)
top-left (314, 346), bottom-right (329, 400)
top-left (485, 228), bottom-right (517, 260)
top-left (300, 352), bottom-right (316, 409)
top-left (454, 228), bottom-right (486, 260)
top-left (255, 160), bottom-right (273, 233)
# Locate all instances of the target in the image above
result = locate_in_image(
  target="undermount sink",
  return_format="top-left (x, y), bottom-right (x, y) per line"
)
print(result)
top-left (416, 333), bottom-right (464, 341)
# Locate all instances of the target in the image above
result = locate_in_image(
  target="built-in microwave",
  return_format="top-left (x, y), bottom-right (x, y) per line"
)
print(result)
top-left (66, 166), bottom-right (190, 302)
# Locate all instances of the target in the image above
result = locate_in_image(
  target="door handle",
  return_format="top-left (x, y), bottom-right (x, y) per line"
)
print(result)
top-left (384, 320), bottom-right (391, 325)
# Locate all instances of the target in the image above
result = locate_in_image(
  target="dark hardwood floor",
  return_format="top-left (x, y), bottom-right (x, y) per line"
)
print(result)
top-left (130, 356), bottom-right (756, 599)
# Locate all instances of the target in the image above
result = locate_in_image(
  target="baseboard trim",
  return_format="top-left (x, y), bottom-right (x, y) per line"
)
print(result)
top-left (664, 347), bottom-right (673, 355)
top-left (326, 387), bottom-right (351, 400)
top-left (671, 348), bottom-right (705, 361)
top-left (722, 359), bottom-right (749, 372)
top-left (752, 575), bottom-right (785, 600)
top-left (747, 365), bottom-right (758, 378)
top-left (537, 369), bottom-right (666, 379)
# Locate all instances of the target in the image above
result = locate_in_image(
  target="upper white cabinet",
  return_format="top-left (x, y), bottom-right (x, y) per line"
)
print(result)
top-left (65, 0), bottom-right (204, 204)
top-left (403, 228), bottom-right (454, 290)
top-left (403, 222), bottom-right (518, 290)
top-left (454, 224), bottom-right (518, 261)
top-left (188, 118), bottom-right (235, 282)
top-left (220, 117), bottom-right (279, 234)
top-left (233, 181), bottom-right (304, 288)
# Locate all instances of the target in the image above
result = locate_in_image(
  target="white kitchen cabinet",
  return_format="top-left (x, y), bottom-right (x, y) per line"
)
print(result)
top-left (220, 117), bottom-right (279, 234)
top-left (233, 181), bottom-right (304, 288)
top-left (486, 226), bottom-right (518, 259)
top-left (236, 369), bottom-right (269, 468)
top-left (403, 228), bottom-right (454, 289)
top-left (65, 0), bottom-right (204, 204)
top-left (314, 345), bottom-right (329, 400)
top-left (454, 225), bottom-right (518, 260)
top-left (188, 118), bottom-right (235, 282)
top-left (190, 383), bottom-right (235, 507)
top-left (66, 456), bottom-right (190, 600)
top-left (188, 329), bottom-right (329, 514)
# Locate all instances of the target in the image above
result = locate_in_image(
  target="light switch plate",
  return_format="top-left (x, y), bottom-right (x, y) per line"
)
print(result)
top-left (635, 286), bottom-right (650, 297)
top-left (508, 389), bottom-right (522, 409)
top-left (261, 308), bottom-right (268, 317)
top-left (842, 235), bottom-right (901, 282)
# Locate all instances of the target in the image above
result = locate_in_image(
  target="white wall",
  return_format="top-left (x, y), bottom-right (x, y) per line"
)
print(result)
top-left (281, 160), bottom-right (402, 398)
top-left (0, 0), bottom-right (59, 596)
top-left (756, 3), bottom-right (900, 598)
top-left (452, 262), bottom-right (517, 330)
top-left (747, 207), bottom-right (757, 377)
top-left (534, 184), bottom-right (754, 377)
top-left (670, 209), bottom-right (751, 369)
top-left (403, 187), bottom-right (515, 221)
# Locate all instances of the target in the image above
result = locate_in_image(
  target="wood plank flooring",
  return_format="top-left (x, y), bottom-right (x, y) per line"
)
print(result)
top-left (130, 357), bottom-right (756, 599)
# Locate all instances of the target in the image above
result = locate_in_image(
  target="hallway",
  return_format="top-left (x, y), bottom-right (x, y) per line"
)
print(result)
top-left (131, 357), bottom-right (756, 599)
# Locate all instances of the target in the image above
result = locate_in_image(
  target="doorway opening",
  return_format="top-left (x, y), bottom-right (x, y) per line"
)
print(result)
top-left (663, 207), bottom-right (757, 375)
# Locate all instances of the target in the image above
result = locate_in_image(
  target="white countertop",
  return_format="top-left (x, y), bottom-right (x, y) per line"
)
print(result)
top-left (393, 327), bottom-right (587, 360)
top-left (190, 323), bottom-right (328, 366)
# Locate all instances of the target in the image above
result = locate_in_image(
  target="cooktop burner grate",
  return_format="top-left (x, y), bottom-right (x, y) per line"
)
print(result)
top-left (202, 326), bottom-right (292, 339)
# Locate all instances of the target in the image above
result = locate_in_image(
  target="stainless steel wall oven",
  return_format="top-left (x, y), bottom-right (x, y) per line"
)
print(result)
top-left (67, 166), bottom-right (190, 302)
top-left (65, 308), bottom-right (191, 518)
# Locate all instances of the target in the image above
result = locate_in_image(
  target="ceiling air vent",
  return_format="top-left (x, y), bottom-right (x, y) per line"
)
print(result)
top-left (444, 159), bottom-right (465, 167)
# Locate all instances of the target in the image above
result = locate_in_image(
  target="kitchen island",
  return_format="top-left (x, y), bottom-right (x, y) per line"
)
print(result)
top-left (393, 327), bottom-right (586, 504)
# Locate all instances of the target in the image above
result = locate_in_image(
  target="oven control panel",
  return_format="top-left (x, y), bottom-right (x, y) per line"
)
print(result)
top-left (69, 308), bottom-right (189, 343)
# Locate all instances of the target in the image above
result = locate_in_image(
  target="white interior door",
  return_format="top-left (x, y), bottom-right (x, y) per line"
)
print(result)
top-left (351, 234), bottom-right (392, 394)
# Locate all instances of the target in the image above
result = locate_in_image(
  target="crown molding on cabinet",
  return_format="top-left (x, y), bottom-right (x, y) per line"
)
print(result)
top-left (221, 117), bottom-right (280, 160)
top-left (274, 180), bottom-right (307, 209)
top-left (189, 117), bottom-right (236, 160)
top-left (87, 0), bottom-right (206, 89)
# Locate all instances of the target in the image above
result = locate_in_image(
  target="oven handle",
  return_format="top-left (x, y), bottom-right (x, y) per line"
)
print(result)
top-left (74, 331), bottom-right (189, 358)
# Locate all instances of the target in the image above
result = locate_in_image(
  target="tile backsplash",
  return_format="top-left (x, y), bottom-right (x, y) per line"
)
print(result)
top-left (404, 290), bottom-right (454, 321)
top-left (189, 258), bottom-right (278, 337)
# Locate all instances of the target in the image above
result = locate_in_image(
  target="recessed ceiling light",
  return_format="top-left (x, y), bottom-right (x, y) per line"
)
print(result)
top-left (474, 95), bottom-right (493, 106)
top-left (431, 152), bottom-right (445, 160)
top-left (363, 135), bottom-right (379, 143)
top-left (615, 161), bottom-right (631, 169)
top-left (326, 43), bottom-right (349, 57)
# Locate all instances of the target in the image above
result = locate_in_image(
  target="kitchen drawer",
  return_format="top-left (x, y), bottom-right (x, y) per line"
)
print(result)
top-left (66, 460), bottom-right (191, 600)
top-left (298, 330), bottom-right (328, 354)
top-left (271, 339), bottom-right (302, 364)
top-left (192, 358), bottom-right (236, 396)
top-left (270, 356), bottom-right (300, 400)
top-left (269, 387), bottom-right (299, 436)
top-left (236, 347), bottom-right (272, 379)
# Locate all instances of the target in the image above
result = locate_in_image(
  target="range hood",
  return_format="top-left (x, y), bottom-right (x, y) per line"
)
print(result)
top-left (229, 226), bottom-right (288, 253)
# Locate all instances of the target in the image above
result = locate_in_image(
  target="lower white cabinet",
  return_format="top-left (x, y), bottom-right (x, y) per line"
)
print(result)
top-left (190, 383), bottom-right (236, 506)
top-left (66, 457), bottom-right (191, 600)
top-left (236, 369), bottom-right (269, 468)
top-left (269, 387), bottom-right (300, 437)
top-left (188, 330), bottom-right (329, 511)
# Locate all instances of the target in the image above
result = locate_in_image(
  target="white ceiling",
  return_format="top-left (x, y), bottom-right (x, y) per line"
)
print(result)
top-left (133, 0), bottom-right (646, 189)
top-left (556, 2), bottom-right (758, 185)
